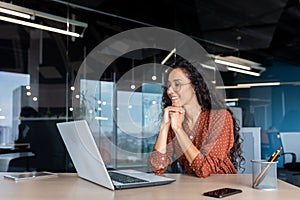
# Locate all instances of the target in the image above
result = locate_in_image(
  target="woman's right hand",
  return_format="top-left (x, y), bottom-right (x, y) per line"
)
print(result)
top-left (162, 106), bottom-right (185, 129)
top-left (155, 106), bottom-right (185, 153)
top-left (159, 107), bottom-right (171, 133)
top-left (154, 107), bottom-right (173, 153)
top-left (163, 107), bottom-right (171, 124)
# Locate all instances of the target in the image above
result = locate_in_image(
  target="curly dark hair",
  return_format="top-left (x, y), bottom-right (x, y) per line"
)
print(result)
top-left (162, 60), bottom-right (245, 171)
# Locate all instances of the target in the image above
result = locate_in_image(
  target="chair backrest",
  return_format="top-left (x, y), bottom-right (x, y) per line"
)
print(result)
top-left (279, 132), bottom-right (300, 163)
top-left (239, 127), bottom-right (261, 173)
top-left (261, 131), bottom-right (284, 168)
top-left (0, 152), bottom-right (34, 171)
top-left (20, 119), bottom-right (68, 172)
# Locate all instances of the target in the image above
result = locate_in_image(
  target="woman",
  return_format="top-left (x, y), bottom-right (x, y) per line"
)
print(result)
top-left (148, 61), bottom-right (244, 178)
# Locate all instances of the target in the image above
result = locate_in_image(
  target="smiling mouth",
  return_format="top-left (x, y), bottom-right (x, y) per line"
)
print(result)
top-left (170, 96), bottom-right (179, 101)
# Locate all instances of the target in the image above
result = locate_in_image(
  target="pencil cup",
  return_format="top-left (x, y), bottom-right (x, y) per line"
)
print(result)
top-left (251, 160), bottom-right (277, 190)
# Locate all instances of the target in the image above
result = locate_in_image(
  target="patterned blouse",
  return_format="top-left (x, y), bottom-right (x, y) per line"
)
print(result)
top-left (148, 109), bottom-right (237, 178)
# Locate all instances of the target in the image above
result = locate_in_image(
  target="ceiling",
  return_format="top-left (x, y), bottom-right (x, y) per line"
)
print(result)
top-left (0, 0), bottom-right (300, 81)
top-left (68, 0), bottom-right (300, 66)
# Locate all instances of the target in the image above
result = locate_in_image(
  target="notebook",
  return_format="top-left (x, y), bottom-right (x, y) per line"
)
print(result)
top-left (56, 120), bottom-right (175, 190)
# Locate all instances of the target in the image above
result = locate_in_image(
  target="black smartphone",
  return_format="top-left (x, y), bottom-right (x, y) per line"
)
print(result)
top-left (203, 188), bottom-right (242, 198)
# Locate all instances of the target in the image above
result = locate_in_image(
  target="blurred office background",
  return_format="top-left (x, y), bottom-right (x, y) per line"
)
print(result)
top-left (0, 0), bottom-right (299, 186)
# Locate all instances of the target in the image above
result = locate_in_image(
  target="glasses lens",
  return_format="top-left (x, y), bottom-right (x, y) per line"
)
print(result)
top-left (167, 82), bottom-right (180, 92)
top-left (173, 82), bottom-right (181, 91)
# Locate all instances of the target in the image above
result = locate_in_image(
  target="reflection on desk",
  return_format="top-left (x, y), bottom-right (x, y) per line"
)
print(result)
top-left (0, 173), bottom-right (299, 200)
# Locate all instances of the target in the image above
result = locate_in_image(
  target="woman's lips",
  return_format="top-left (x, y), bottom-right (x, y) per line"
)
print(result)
top-left (170, 96), bottom-right (180, 105)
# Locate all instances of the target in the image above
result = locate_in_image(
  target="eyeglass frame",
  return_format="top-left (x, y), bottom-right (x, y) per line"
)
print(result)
top-left (166, 80), bottom-right (191, 92)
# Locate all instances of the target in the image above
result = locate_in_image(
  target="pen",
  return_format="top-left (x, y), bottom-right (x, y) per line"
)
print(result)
top-left (253, 147), bottom-right (282, 188)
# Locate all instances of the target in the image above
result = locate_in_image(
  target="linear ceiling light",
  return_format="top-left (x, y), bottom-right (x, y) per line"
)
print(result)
top-left (201, 64), bottom-right (216, 70)
top-left (225, 98), bottom-right (239, 102)
top-left (212, 55), bottom-right (265, 76)
top-left (214, 59), bottom-right (251, 70)
top-left (0, 2), bottom-right (34, 18)
top-left (216, 85), bottom-right (251, 89)
top-left (227, 67), bottom-right (261, 76)
top-left (0, 1), bottom-right (87, 37)
top-left (161, 48), bottom-right (176, 65)
top-left (217, 82), bottom-right (281, 89)
top-left (0, 16), bottom-right (81, 37)
top-left (237, 82), bottom-right (280, 87)
top-left (0, 7), bottom-right (31, 19)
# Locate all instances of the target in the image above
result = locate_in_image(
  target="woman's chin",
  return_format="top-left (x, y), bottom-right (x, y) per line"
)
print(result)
top-left (171, 101), bottom-right (181, 107)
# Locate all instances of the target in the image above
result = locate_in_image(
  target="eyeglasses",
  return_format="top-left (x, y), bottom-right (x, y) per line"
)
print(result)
top-left (167, 81), bottom-right (191, 92)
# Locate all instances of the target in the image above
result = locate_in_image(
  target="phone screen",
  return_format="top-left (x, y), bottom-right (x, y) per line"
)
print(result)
top-left (203, 188), bottom-right (242, 198)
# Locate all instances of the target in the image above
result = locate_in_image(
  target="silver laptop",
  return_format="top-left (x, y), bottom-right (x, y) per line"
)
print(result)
top-left (56, 120), bottom-right (175, 190)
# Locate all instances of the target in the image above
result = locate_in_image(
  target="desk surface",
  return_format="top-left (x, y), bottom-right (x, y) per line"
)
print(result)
top-left (0, 173), bottom-right (299, 200)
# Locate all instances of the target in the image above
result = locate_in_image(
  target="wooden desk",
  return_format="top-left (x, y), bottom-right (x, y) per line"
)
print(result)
top-left (0, 173), bottom-right (299, 200)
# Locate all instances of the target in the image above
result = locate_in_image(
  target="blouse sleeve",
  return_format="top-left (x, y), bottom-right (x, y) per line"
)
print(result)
top-left (190, 110), bottom-right (237, 178)
top-left (148, 130), bottom-right (174, 174)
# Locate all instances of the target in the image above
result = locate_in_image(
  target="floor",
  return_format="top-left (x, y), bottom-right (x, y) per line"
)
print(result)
top-left (277, 168), bottom-right (300, 187)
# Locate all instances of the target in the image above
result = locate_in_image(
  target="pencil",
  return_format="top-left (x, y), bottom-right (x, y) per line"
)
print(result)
top-left (269, 147), bottom-right (282, 162)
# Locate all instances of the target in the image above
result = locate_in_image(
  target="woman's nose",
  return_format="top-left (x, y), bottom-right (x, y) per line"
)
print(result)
top-left (167, 86), bottom-right (173, 94)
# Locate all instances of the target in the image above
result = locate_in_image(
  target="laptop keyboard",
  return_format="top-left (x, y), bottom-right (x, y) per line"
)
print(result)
top-left (108, 171), bottom-right (148, 184)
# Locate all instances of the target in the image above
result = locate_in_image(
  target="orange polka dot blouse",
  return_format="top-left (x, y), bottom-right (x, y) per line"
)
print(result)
top-left (148, 109), bottom-right (237, 178)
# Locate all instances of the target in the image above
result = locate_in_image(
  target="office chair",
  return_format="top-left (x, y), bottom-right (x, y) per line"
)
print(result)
top-left (0, 152), bottom-right (35, 171)
top-left (279, 132), bottom-right (300, 173)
